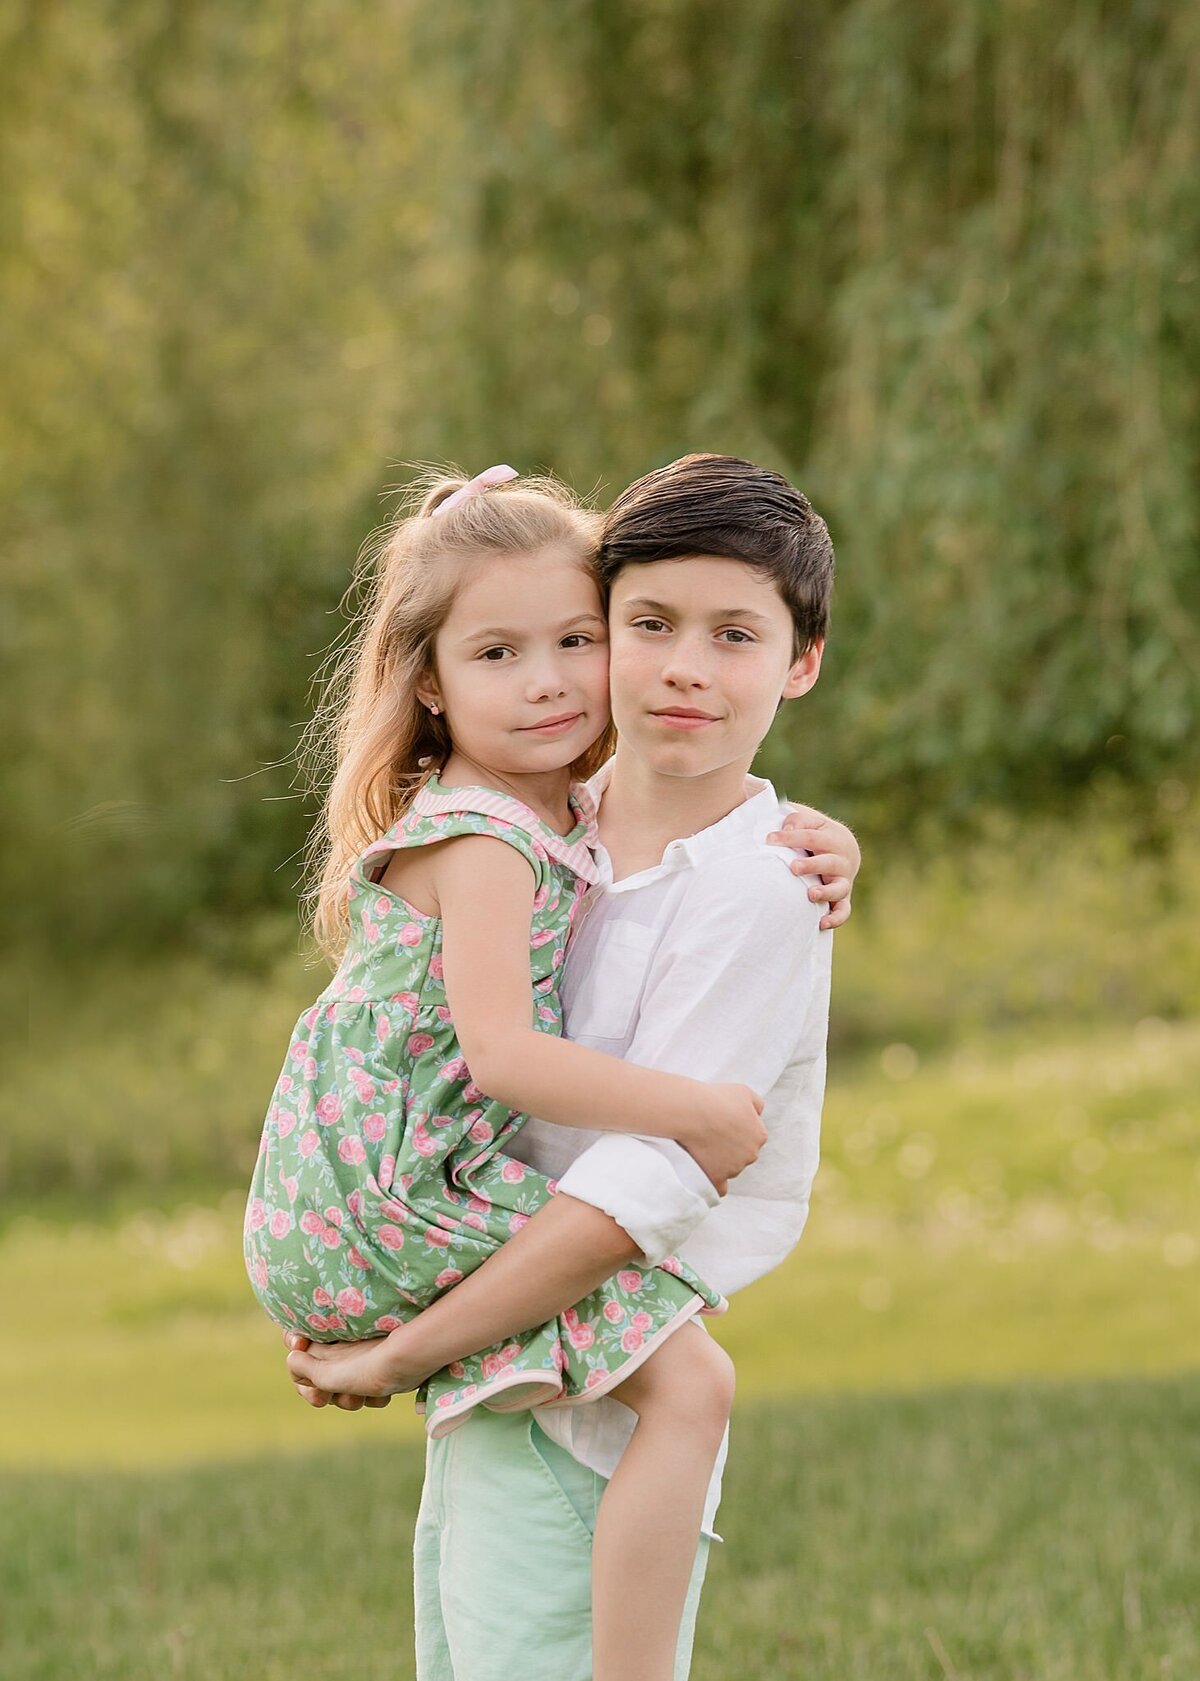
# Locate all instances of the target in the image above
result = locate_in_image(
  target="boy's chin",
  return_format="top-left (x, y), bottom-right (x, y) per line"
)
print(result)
top-left (626, 731), bottom-right (748, 782)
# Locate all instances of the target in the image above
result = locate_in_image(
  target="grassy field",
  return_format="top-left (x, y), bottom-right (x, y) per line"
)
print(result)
top-left (5, 1013), bottom-right (1196, 1467)
top-left (2, 1376), bottom-right (1196, 1680)
top-left (6, 816), bottom-right (1197, 1676)
top-left (8, 808), bottom-right (1199, 1206)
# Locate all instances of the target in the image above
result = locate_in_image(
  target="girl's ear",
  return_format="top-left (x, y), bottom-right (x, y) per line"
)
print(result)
top-left (781, 639), bottom-right (823, 700)
top-left (415, 669), bottom-right (443, 714)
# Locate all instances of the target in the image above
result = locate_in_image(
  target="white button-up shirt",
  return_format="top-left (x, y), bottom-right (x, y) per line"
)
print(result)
top-left (505, 762), bottom-right (833, 1533)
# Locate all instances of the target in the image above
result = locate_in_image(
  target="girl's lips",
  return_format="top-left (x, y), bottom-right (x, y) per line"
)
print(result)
top-left (521, 712), bottom-right (583, 734)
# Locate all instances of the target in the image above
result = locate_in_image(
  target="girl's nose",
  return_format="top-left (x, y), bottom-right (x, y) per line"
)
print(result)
top-left (526, 660), bottom-right (570, 702)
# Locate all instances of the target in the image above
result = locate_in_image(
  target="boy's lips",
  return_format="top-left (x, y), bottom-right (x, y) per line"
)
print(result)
top-left (650, 707), bottom-right (720, 730)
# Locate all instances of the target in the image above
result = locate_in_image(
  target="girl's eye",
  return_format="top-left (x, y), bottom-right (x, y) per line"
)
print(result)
top-left (560, 634), bottom-right (593, 649)
top-left (479, 646), bottom-right (512, 662)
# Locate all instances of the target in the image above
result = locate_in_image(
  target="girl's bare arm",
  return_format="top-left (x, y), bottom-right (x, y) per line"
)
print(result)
top-left (433, 835), bottom-right (764, 1182)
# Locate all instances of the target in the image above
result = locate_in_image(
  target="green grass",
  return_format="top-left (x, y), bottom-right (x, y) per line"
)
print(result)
top-left (6, 1014), bottom-right (1196, 1468)
top-left (3, 1377), bottom-right (1197, 1680)
top-left (724, 1015), bottom-right (1200, 1396)
top-left (825, 808), bottom-right (1200, 1058)
top-left (5, 820), bottom-right (1198, 1673)
top-left (8, 815), bottom-right (1199, 1206)
top-left (2, 1199), bottom-right (426, 1467)
top-left (6, 933), bottom-right (318, 1206)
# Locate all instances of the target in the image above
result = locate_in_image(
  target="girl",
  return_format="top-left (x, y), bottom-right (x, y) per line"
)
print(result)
top-left (246, 465), bottom-right (855, 1681)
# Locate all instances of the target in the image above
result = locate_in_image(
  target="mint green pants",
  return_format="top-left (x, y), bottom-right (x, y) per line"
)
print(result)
top-left (413, 1407), bottom-right (711, 1680)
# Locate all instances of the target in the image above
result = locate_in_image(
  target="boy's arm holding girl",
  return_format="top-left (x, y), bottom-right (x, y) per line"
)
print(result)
top-left (285, 805), bottom-right (857, 1408)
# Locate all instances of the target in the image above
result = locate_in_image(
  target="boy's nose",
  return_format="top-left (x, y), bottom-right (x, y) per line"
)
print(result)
top-left (660, 643), bottom-right (712, 689)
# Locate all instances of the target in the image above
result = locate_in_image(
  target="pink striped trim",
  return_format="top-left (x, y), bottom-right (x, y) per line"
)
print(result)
top-left (404, 778), bottom-right (602, 884)
top-left (539, 1292), bottom-right (724, 1412)
top-left (419, 1366), bottom-right (566, 1439)
top-left (416, 1285), bottom-right (727, 1440)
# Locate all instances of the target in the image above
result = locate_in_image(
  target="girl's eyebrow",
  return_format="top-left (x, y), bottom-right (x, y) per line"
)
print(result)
top-left (623, 596), bottom-right (773, 626)
top-left (458, 611), bottom-right (606, 646)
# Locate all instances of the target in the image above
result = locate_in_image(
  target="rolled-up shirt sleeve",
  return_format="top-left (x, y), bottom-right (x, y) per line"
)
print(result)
top-left (555, 851), bottom-right (827, 1269)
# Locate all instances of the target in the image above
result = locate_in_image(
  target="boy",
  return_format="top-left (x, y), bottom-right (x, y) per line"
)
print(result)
top-left (286, 454), bottom-right (849, 1679)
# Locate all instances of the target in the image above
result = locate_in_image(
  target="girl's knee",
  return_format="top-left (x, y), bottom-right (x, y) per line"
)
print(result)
top-left (618, 1324), bottom-right (735, 1434)
top-left (693, 1332), bottom-right (736, 1420)
top-left (666, 1332), bottom-right (734, 1441)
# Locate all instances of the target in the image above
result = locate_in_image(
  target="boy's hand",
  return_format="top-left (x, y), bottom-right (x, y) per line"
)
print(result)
top-left (684, 1082), bottom-right (767, 1195)
top-left (768, 804), bottom-right (861, 930)
top-left (281, 1329), bottom-right (419, 1411)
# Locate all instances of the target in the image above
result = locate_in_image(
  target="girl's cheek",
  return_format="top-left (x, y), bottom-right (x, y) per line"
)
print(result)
top-left (587, 645), bottom-right (612, 699)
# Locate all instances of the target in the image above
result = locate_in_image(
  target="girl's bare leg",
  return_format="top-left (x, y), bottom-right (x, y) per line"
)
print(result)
top-left (591, 1321), bottom-right (735, 1681)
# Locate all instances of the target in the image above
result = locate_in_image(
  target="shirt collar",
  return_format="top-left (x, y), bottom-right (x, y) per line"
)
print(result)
top-left (585, 758), bottom-right (783, 891)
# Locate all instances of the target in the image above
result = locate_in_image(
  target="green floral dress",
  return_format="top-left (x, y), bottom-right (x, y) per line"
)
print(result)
top-left (244, 776), bottom-right (725, 1436)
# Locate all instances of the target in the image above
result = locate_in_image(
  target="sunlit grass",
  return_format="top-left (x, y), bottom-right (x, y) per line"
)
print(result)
top-left (4, 1199), bottom-right (421, 1469)
top-left (6, 936), bottom-right (317, 1205)
top-left (728, 1016), bottom-right (1200, 1391)
top-left (7, 821), bottom-right (1196, 1466)
top-left (8, 1016), bottom-right (1195, 1468)
top-left (3, 1377), bottom-right (1197, 1681)
top-left (7, 841), bottom-right (1197, 1678)
top-left (826, 809), bottom-right (1200, 1056)
top-left (9, 818), bottom-right (1199, 1205)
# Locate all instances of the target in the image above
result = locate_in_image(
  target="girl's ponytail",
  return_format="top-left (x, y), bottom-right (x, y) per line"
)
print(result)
top-left (416, 477), bottom-right (467, 518)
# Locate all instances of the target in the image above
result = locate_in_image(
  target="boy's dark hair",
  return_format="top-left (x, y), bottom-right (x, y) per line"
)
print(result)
top-left (598, 453), bottom-right (834, 653)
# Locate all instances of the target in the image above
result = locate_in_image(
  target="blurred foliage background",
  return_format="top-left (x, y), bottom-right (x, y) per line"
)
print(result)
top-left (5, 0), bottom-right (1197, 957)
top-left (3, 7), bottom-right (1200, 1675)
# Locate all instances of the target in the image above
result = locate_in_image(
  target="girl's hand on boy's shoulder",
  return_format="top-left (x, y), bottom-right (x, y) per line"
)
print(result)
top-left (767, 804), bottom-right (861, 931)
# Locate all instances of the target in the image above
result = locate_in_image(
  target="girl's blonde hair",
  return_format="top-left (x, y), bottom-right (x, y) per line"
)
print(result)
top-left (300, 469), bottom-right (610, 962)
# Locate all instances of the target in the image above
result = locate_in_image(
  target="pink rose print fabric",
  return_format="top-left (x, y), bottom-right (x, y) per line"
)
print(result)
top-left (244, 778), bottom-right (725, 1437)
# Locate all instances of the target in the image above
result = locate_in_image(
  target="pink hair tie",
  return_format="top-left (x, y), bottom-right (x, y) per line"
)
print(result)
top-left (434, 463), bottom-right (519, 516)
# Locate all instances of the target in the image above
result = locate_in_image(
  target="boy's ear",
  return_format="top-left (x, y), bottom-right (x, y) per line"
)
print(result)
top-left (781, 639), bottom-right (823, 700)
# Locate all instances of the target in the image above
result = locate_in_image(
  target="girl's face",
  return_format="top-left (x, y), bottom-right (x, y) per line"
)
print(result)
top-left (423, 547), bottom-right (611, 778)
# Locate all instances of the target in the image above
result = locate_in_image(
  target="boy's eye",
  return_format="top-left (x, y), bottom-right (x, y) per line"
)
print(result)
top-left (719, 629), bottom-right (755, 644)
top-left (632, 617), bottom-right (669, 634)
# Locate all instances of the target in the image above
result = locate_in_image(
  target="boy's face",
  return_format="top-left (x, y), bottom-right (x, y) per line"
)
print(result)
top-left (605, 555), bottom-right (821, 781)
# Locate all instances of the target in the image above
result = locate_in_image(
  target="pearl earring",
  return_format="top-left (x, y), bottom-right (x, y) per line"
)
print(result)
top-left (429, 703), bottom-right (441, 716)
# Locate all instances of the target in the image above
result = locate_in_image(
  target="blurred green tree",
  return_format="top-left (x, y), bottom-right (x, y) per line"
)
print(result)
top-left (3, 0), bottom-right (1196, 954)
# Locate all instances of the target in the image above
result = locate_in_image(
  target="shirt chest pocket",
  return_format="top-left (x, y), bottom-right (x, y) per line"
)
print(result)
top-left (568, 920), bottom-right (656, 1045)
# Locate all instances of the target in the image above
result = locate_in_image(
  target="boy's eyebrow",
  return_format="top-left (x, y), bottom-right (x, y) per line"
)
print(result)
top-left (622, 596), bottom-right (775, 626)
top-left (458, 611), bottom-right (606, 645)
